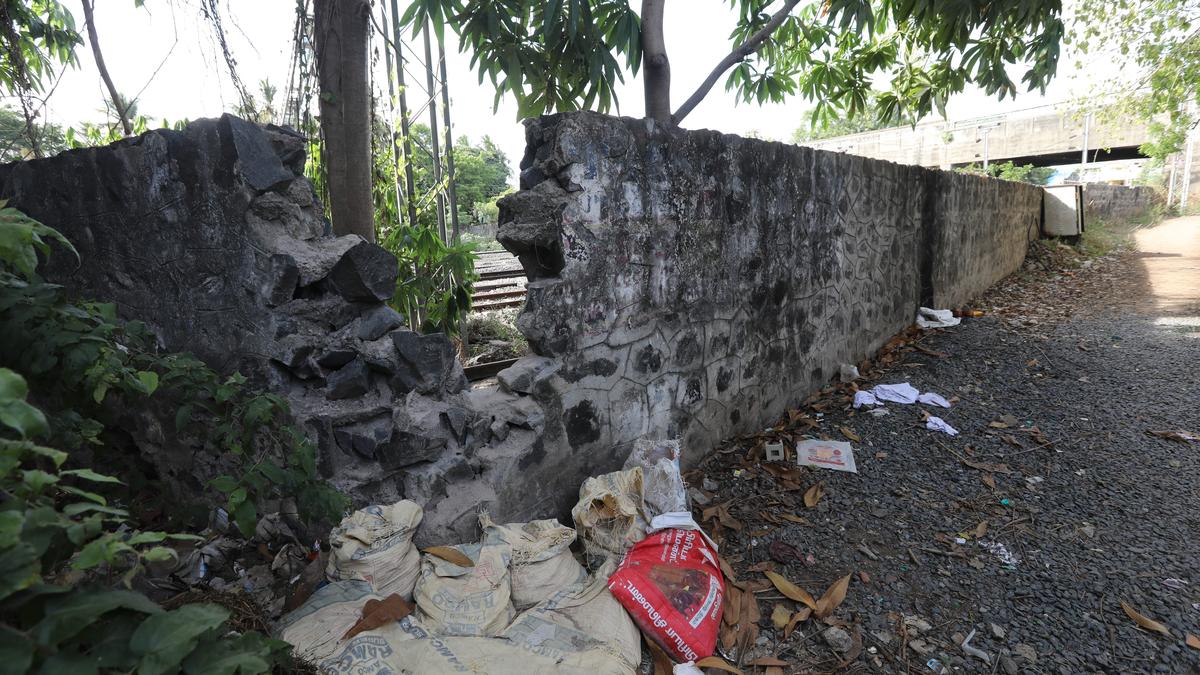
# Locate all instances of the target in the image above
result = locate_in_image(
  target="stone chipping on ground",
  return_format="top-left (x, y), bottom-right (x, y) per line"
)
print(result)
top-left (694, 238), bottom-right (1200, 673)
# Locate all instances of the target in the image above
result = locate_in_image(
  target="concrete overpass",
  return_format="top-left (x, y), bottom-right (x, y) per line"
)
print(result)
top-left (801, 110), bottom-right (1154, 170)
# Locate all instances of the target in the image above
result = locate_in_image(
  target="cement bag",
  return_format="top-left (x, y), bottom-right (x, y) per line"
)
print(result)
top-left (325, 500), bottom-right (423, 600)
top-left (276, 579), bottom-right (380, 665)
top-left (482, 514), bottom-right (588, 610)
top-left (319, 574), bottom-right (639, 675)
top-left (624, 439), bottom-right (688, 518)
top-left (608, 528), bottom-right (725, 663)
top-left (572, 466), bottom-right (649, 564)
top-left (412, 529), bottom-right (515, 636)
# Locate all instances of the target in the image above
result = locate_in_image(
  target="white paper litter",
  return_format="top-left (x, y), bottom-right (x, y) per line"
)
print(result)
top-left (839, 363), bottom-right (860, 382)
top-left (853, 390), bottom-right (879, 408)
top-left (873, 382), bottom-right (920, 404)
top-left (917, 392), bottom-right (951, 408)
top-left (867, 408), bottom-right (890, 417)
top-left (796, 439), bottom-right (858, 473)
top-left (916, 307), bottom-right (961, 329)
top-left (979, 541), bottom-right (1020, 567)
top-left (926, 416), bottom-right (959, 436)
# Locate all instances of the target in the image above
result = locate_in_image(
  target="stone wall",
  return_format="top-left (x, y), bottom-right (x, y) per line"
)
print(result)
top-left (1083, 183), bottom-right (1163, 224)
top-left (498, 112), bottom-right (1043, 465)
top-left (0, 116), bottom-right (484, 540)
top-left (0, 112), bottom-right (1045, 544)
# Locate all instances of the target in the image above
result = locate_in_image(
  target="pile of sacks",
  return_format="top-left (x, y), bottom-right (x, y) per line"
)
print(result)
top-left (278, 439), bottom-right (715, 674)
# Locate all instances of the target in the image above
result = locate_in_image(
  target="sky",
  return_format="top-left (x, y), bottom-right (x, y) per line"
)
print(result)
top-left (33, 0), bottom-right (1103, 178)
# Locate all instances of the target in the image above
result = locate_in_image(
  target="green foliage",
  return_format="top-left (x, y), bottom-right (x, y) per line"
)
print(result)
top-left (0, 204), bottom-right (341, 673)
top-left (1076, 0), bottom-right (1199, 161)
top-left (401, 0), bottom-right (642, 118)
top-left (956, 160), bottom-right (1055, 185)
top-left (383, 224), bottom-right (479, 336)
top-left (450, 135), bottom-right (511, 225)
top-left (405, 0), bottom-right (1064, 126)
top-left (0, 0), bottom-right (81, 96)
top-left (0, 367), bottom-right (292, 673)
top-left (0, 106), bottom-right (68, 161)
top-left (0, 205), bottom-right (345, 537)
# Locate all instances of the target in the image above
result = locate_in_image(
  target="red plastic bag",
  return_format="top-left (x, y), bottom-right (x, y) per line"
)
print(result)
top-left (607, 528), bottom-right (724, 663)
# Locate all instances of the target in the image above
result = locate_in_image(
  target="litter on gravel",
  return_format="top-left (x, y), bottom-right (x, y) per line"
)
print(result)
top-left (796, 439), bottom-right (859, 473)
top-left (916, 307), bottom-right (962, 329)
top-left (925, 416), bottom-right (959, 436)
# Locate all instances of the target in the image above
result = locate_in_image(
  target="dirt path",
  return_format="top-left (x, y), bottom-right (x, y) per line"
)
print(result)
top-left (696, 217), bottom-right (1200, 674)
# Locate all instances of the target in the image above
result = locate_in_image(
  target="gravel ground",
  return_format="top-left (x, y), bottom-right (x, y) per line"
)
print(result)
top-left (696, 218), bottom-right (1200, 674)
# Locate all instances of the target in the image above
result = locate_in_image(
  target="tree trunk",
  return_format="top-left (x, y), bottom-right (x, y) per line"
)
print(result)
top-left (641, 0), bottom-right (671, 126)
top-left (81, 0), bottom-right (132, 136)
top-left (314, 0), bottom-right (375, 242)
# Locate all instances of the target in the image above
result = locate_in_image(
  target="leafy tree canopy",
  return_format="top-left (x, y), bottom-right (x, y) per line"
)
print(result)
top-left (401, 0), bottom-right (1065, 128)
top-left (1076, 0), bottom-right (1199, 161)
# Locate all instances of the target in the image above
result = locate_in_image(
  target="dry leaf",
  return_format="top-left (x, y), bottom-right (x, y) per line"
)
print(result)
top-left (875, 451), bottom-right (888, 459)
top-left (858, 570), bottom-right (871, 584)
top-left (720, 622), bottom-right (738, 650)
top-left (785, 607), bottom-right (811, 638)
top-left (1120, 600), bottom-right (1172, 637)
top-left (764, 570), bottom-right (817, 609)
top-left (988, 420), bottom-right (1009, 429)
top-left (342, 594), bottom-right (414, 640)
top-left (718, 555), bottom-right (738, 583)
top-left (771, 603), bottom-right (791, 629)
top-left (742, 584), bottom-right (761, 623)
top-left (1186, 634), bottom-right (1200, 649)
top-left (815, 573), bottom-right (852, 619)
top-left (765, 668), bottom-right (784, 675)
top-left (780, 513), bottom-right (810, 525)
top-left (423, 546), bottom-right (474, 567)
top-left (695, 656), bottom-right (744, 674)
top-left (768, 540), bottom-right (805, 564)
top-left (723, 584), bottom-right (741, 626)
top-left (803, 482), bottom-right (824, 508)
top-left (974, 520), bottom-right (989, 538)
top-left (839, 426), bottom-right (861, 442)
top-left (981, 473), bottom-right (996, 489)
top-left (1148, 429), bottom-right (1200, 443)
top-left (748, 657), bottom-right (789, 666)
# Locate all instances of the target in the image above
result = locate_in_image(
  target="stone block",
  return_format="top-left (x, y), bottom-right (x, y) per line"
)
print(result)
top-left (325, 357), bottom-right (370, 400)
top-left (328, 241), bottom-right (400, 303)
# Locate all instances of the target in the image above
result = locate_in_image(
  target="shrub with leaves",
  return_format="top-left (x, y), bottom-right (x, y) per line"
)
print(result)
top-left (0, 203), bottom-right (345, 671)
top-left (382, 224), bottom-right (478, 336)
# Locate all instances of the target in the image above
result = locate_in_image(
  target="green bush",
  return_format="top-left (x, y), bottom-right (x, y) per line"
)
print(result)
top-left (0, 202), bottom-right (343, 672)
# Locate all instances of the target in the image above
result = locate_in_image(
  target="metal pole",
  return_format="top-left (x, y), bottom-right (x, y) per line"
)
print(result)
top-left (1167, 161), bottom-right (1177, 208)
top-left (422, 20), bottom-right (447, 242)
top-left (981, 128), bottom-right (990, 170)
top-left (379, 3), bottom-right (402, 225)
top-left (438, 38), bottom-right (461, 241)
top-left (1080, 112), bottom-right (1090, 168)
top-left (1182, 130), bottom-right (1194, 210)
top-left (390, 0), bottom-right (417, 228)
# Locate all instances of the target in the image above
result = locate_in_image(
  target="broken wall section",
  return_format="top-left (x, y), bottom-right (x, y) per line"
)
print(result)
top-left (499, 112), bottom-right (1043, 467)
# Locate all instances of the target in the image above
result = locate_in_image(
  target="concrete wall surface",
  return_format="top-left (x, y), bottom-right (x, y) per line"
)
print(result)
top-left (499, 112), bottom-right (1042, 466)
top-left (1083, 183), bottom-right (1164, 224)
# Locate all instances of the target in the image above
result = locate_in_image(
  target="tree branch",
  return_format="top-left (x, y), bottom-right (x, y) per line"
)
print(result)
top-left (81, 0), bottom-right (132, 136)
top-left (672, 0), bottom-right (802, 125)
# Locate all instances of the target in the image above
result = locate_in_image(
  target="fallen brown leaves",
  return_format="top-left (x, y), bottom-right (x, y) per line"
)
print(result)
top-left (343, 594), bottom-right (414, 640)
top-left (422, 546), bottom-right (474, 567)
top-left (1120, 600), bottom-right (1172, 637)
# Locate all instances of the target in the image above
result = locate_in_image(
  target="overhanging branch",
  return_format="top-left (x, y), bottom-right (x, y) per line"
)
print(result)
top-left (671, 0), bottom-right (802, 125)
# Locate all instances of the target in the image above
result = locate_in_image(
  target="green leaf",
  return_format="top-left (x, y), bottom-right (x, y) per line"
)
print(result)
top-left (61, 468), bottom-right (124, 484)
top-left (58, 485), bottom-right (107, 505)
top-left (33, 589), bottom-right (162, 647)
top-left (127, 531), bottom-right (168, 546)
top-left (135, 370), bottom-right (159, 395)
top-left (22, 469), bottom-right (59, 493)
top-left (0, 510), bottom-right (23, 548)
top-left (0, 542), bottom-right (40, 602)
top-left (174, 404), bottom-right (193, 432)
top-left (210, 475), bottom-right (238, 493)
top-left (73, 534), bottom-right (133, 570)
top-left (183, 631), bottom-right (277, 675)
top-left (0, 399), bottom-right (49, 439)
top-left (0, 624), bottom-right (34, 675)
top-left (62, 503), bottom-right (128, 518)
top-left (0, 368), bottom-right (29, 401)
top-left (141, 546), bottom-right (178, 564)
top-left (130, 604), bottom-right (230, 675)
top-left (232, 499), bottom-right (257, 539)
